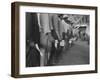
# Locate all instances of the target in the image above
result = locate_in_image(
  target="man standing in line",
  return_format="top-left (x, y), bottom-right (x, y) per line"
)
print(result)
top-left (26, 13), bottom-right (40, 67)
top-left (38, 13), bottom-right (54, 66)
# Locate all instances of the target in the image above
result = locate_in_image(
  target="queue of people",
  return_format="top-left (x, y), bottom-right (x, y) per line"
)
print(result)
top-left (26, 13), bottom-right (77, 67)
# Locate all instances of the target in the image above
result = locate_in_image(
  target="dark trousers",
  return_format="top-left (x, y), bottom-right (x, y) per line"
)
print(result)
top-left (47, 41), bottom-right (63, 65)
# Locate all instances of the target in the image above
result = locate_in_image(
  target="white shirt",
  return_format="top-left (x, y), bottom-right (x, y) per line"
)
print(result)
top-left (62, 20), bottom-right (71, 33)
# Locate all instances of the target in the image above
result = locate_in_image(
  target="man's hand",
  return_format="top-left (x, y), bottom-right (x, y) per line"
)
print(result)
top-left (55, 40), bottom-right (58, 48)
top-left (60, 40), bottom-right (65, 47)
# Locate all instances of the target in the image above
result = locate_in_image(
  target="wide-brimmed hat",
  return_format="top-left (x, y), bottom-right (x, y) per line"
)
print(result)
top-left (63, 15), bottom-right (69, 19)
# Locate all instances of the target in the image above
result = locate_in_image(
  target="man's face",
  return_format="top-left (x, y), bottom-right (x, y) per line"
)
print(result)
top-left (60, 15), bottom-right (63, 20)
top-left (64, 17), bottom-right (69, 23)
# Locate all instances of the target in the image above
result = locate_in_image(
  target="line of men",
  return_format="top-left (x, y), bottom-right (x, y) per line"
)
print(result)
top-left (26, 13), bottom-right (73, 67)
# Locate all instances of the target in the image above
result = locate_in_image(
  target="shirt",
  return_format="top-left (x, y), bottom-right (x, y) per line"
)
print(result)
top-left (62, 20), bottom-right (71, 33)
top-left (39, 13), bottom-right (51, 34)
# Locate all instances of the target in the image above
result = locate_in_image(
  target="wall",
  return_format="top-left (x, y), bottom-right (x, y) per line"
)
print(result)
top-left (0, 0), bottom-right (100, 80)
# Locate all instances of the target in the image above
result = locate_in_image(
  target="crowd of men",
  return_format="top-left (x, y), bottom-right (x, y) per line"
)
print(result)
top-left (26, 13), bottom-right (88, 67)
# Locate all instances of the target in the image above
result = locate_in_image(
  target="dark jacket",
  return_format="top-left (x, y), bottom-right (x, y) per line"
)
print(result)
top-left (26, 13), bottom-right (40, 44)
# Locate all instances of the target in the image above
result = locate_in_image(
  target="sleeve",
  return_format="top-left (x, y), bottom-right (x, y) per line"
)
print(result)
top-left (39, 14), bottom-right (51, 34)
top-left (37, 13), bottom-right (42, 32)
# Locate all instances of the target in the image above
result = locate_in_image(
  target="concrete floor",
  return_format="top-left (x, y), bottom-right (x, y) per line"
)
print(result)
top-left (51, 40), bottom-right (89, 66)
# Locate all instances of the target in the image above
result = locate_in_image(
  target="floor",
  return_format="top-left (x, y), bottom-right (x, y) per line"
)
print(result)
top-left (49, 40), bottom-right (89, 66)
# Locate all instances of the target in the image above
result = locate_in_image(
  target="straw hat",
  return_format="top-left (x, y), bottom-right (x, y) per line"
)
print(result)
top-left (63, 15), bottom-right (69, 18)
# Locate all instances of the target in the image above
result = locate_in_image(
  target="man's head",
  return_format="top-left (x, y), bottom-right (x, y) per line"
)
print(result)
top-left (58, 14), bottom-right (63, 20)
